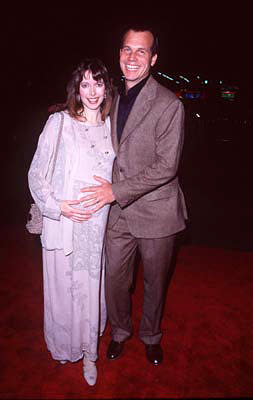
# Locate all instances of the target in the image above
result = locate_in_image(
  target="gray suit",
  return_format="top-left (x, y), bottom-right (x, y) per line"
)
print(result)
top-left (105, 75), bottom-right (187, 344)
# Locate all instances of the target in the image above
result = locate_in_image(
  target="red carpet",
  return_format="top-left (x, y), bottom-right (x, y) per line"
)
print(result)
top-left (1, 226), bottom-right (253, 399)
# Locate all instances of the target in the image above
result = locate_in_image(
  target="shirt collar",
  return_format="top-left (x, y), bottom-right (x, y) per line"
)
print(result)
top-left (119, 75), bottom-right (150, 98)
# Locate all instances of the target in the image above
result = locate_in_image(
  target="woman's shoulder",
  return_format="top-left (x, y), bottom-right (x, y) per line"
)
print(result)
top-left (47, 111), bottom-right (63, 122)
top-left (47, 110), bottom-right (72, 125)
top-left (48, 109), bottom-right (70, 117)
top-left (41, 111), bottom-right (66, 140)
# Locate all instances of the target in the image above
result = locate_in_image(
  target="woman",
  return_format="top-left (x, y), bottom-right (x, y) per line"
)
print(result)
top-left (28, 59), bottom-right (115, 385)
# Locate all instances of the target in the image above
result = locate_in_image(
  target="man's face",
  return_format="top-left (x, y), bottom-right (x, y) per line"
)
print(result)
top-left (120, 30), bottom-right (157, 90)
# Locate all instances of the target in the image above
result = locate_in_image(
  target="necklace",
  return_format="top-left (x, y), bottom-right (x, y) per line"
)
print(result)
top-left (76, 120), bottom-right (109, 151)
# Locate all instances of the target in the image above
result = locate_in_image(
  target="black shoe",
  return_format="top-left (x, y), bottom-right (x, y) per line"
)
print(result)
top-left (106, 340), bottom-right (124, 360)
top-left (145, 344), bottom-right (163, 365)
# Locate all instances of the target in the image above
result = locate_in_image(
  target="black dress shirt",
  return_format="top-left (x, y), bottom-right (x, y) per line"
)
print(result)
top-left (117, 75), bottom-right (150, 143)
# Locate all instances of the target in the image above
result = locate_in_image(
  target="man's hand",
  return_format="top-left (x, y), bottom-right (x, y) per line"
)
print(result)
top-left (60, 200), bottom-right (92, 222)
top-left (80, 176), bottom-right (115, 214)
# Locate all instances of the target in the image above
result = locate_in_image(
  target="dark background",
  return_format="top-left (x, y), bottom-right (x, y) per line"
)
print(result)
top-left (2, 4), bottom-right (253, 251)
top-left (4, 4), bottom-right (253, 104)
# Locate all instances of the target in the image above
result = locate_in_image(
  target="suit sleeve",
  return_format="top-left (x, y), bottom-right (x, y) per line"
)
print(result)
top-left (112, 99), bottom-right (184, 208)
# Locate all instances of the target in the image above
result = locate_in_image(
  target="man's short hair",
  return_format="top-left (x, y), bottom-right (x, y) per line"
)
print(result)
top-left (120, 24), bottom-right (159, 56)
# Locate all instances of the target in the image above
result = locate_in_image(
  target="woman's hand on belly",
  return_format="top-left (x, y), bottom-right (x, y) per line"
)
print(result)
top-left (60, 200), bottom-right (93, 222)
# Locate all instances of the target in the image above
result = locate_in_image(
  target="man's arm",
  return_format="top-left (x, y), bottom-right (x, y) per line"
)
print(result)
top-left (80, 99), bottom-right (184, 212)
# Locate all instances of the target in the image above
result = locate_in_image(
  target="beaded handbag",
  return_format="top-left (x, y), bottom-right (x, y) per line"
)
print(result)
top-left (26, 112), bottom-right (64, 234)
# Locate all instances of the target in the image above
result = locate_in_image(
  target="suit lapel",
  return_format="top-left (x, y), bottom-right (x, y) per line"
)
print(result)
top-left (119, 76), bottom-right (157, 146)
top-left (110, 76), bottom-right (158, 153)
top-left (110, 95), bottom-right (120, 154)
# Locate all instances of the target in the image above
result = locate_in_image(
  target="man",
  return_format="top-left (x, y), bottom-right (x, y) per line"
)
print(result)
top-left (80, 25), bottom-right (187, 365)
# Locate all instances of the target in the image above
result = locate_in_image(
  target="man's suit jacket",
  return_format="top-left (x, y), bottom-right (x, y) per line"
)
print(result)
top-left (108, 75), bottom-right (187, 238)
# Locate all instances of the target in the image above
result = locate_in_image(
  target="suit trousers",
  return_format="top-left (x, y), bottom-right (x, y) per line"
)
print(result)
top-left (105, 214), bottom-right (175, 345)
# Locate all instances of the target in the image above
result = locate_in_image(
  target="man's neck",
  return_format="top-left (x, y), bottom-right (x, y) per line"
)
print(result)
top-left (125, 81), bottom-right (136, 94)
top-left (124, 75), bottom-right (150, 94)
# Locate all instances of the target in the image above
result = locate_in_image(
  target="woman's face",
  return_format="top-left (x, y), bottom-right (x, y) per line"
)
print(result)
top-left (79, 70), bottom-right (105, 112)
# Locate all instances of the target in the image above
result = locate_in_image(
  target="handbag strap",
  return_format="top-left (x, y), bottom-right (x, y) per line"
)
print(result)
top-left (48, 111), bottom-right (64, 183)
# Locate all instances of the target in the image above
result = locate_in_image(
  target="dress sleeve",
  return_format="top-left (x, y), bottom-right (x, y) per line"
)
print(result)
top-left (28, 112), bottom-right (62, 220)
